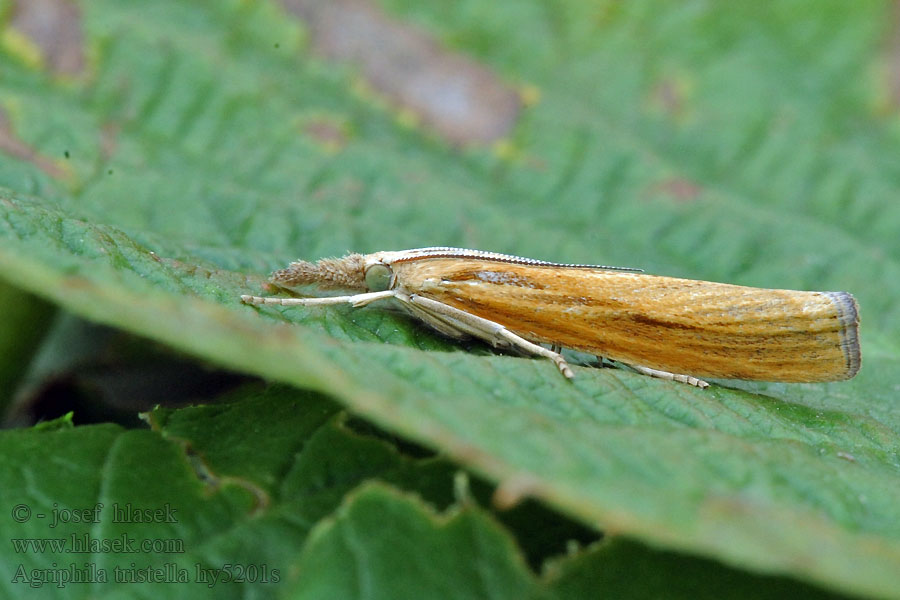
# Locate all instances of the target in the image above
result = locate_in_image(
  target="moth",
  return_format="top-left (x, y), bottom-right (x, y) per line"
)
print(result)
top-left (240, 247), bottom-right (861, 388)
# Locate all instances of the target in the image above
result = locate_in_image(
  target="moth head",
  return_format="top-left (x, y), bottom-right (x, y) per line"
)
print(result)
top-left (269, 251), bottom-right (400, 291)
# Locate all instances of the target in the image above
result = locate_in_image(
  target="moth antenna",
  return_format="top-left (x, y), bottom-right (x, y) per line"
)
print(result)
top-left (271, 253), bottom-right (367, 290)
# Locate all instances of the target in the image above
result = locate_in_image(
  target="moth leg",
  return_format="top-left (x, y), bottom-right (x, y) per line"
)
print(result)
top-left (402, 301), bottom-right (471, 340)
top-left (240, 290), bottom-right (396, 308)
top-left (404, 295), bottom-right (575, 379)
top-left (624, 363), bottom-right (709, 389)
top-left (401, 296), bottom-right (511, 344)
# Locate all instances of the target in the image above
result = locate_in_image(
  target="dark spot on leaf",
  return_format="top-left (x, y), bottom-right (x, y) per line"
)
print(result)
top-left (64, 150), bottom-right (70, 159)
top-left (100, 122), bottom-right (120, 161)
top-left (303, 117), bottom-right (349, 151)
top-left (648, 177), bottom-right (704, 203)
top-left (65, 274), bottom-right (98, 289)
top-left (282, 0), bottom-right (521, 145)
top-left (650, 77), bottom-right (689, 119)
top-left (10, 0), bottom-right (85, 77)
top-left (524, 155), bottom-right (548, 172)
top-left (0, 108), bottom-right (66, 179)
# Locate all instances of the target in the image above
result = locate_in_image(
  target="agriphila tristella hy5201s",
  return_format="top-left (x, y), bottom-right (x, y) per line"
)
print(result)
top-left (240, 247), bottom-right (860, 388)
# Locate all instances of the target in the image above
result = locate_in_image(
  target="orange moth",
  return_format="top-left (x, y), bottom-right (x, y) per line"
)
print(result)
top-left (240, 247), bottom-right (860, 388)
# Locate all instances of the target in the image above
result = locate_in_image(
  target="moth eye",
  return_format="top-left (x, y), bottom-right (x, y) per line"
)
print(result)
top-left (364, 263), bottom-right (393, 291)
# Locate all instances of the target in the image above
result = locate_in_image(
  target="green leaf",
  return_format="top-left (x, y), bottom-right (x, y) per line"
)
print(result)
top-left (0, 385), bottom-right (462, 598)
top-left (0, 281), bottom-right (55, 411)
top-left (289, 482), bottom-right (538, 600)
top-left (0, 384), bottom-right (853, 599)
top-left (0, 410), bottom-right (256, 598)
top-left (1, 0), bottom-right (899, 598)
top-left (290, 482), bottom-right (849, 600)
top-left (545, 538), bottom-right (851, 600)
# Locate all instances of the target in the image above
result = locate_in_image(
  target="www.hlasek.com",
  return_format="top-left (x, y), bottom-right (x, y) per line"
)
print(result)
top-left (12, 532), bottom-right (185, 554)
